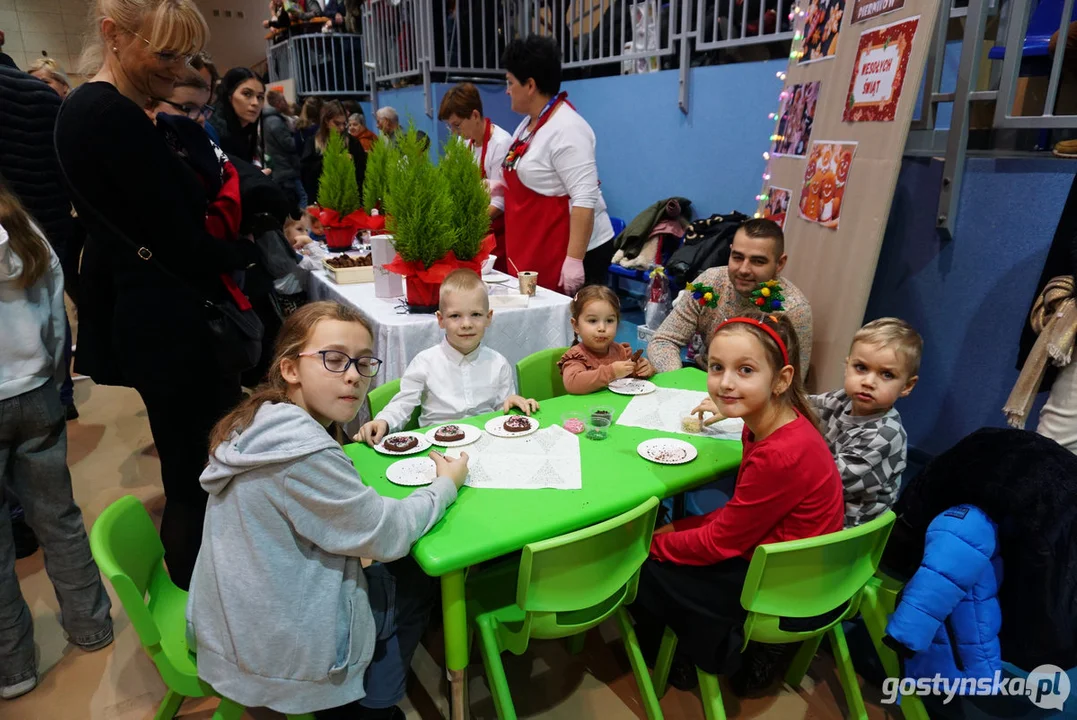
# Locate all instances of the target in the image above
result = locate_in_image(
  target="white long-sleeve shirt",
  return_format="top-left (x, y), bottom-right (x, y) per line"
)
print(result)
top-left (375, 339), bottom-right (517, 431)
top-left (0, 222), bottom-right (66, 402)
top-left (471, 122), bottom-right (512, 212)
top-left (510, 105), bottom-right (614, 251)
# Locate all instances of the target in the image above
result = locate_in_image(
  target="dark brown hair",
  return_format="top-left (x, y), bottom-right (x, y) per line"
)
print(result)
top-left (0, 182), bottom-right (51, 289)
top-left (208, 301), bottom-right (373, 450)
top-left (438, 82), bottom-right (483, 121)
top-left (738, 217), bottom-right (785, 257)
top-left (710, 312), bottom-right (820, 430)
top-left (315, 100), bottom-right (346, 153)
top-left (570, 284), bottom-right (621, 323)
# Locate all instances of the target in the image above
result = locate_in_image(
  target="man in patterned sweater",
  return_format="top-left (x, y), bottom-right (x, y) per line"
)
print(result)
top-left (811, 318), bottom-right (922, 527)
top-left (647, 218), bottom-right (813, 380)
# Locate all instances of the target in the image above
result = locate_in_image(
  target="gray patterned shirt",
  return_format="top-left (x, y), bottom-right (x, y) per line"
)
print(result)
top-left (810, 389), bottom-right (907, 527)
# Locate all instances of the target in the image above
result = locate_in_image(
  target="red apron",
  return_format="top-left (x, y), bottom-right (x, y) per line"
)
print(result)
top-left (471, 118), bottom-right (508, 273)
top-left (502, 94), bottom-right (573, 294)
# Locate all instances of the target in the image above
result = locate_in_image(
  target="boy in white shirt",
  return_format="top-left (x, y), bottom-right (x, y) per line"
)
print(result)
top-left (357, 269), bottom-right (538, 445)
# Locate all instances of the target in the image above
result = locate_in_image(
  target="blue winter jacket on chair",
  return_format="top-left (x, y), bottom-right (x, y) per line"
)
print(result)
top-left (885, 504), bottom-right (1003, 683)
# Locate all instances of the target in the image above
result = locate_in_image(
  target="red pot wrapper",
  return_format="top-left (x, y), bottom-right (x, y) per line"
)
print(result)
top-left (405, 277), bottom-right (441, 307)
top-left (383, 234), bottom-right (496, 284)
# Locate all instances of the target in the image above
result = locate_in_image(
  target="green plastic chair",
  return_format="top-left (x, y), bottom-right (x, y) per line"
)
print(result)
top-left (860, 572), bottom-right (930, 720)
top-left (366, 378), bottom-right (421, 430)
top-left (650, 511), bottom-right (897, 720)
top-left (89, 495), bottom-right (314, 720)
top-left (467, 497), bottom-right (664, 720)
top-left (515, 347), bottom-right (569, 402)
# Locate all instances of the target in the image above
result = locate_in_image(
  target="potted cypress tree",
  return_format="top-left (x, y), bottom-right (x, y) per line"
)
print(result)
top-left (311, 131), bottom-right (365, 251)
top-left (382, 127), bottom-right (496, 311)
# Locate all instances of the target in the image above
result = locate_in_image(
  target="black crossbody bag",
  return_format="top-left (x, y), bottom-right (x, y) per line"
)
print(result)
top-left (54, 119), bottom-right (264, 374)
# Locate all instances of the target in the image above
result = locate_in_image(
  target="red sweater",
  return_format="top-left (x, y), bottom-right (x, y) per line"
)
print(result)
top-left (650, 413), bottom-right (843, 565)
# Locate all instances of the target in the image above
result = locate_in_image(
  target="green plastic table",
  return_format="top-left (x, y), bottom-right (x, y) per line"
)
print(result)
top-left (344, 367), bottom-right (742, 718)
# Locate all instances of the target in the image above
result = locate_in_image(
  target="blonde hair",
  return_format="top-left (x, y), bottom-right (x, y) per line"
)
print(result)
top-left (209, 302), bottom-right (373, 451)
top-left (711, 312), bottom-right (822, 431)
top-left (27, 58), bottom-right (71, 90)
top-left (79, 0), bottom-right (209, 75)
top-left (0, 183), bottom-right (52, 289)
top-left (438, 268), bottom-right (488, 311)
top-left (852, 317), bottom-right (923, 376)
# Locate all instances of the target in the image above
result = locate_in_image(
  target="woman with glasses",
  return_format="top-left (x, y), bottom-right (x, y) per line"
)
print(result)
top-left (210, 67), bottom-right (267, 168)
top-left (55, 0), bottom-right (258, 590)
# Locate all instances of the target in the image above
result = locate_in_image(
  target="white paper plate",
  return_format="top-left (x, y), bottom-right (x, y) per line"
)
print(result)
top-left (637, 438), bottom-right (698, 465)
top-left (483, 274), bottom-right (512, 284)
top-left (425, 423), bottom-right (483, 447)
top-left (375, 431), bottom-right (432, 456)
top-left (484, 415), bottom-right (540, 438)
top-left (608, 378), bottom-right (657, 395)
top-left (386, 457), bottom-right (436, 486)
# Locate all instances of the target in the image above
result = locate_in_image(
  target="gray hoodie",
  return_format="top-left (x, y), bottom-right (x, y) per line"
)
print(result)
top-left (186, 401), bottom-right (457, 714)
top-left (0, 221), bottom-right (66, 403)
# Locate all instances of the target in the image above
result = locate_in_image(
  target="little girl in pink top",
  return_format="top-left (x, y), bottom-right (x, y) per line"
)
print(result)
top-left (558, 285), bottom-right (656, 394)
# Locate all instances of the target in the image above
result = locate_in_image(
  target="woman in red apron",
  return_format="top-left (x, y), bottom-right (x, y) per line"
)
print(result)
top-left (500, 36), bottom-right (616, 295)
top-left (438, 82), bottom-right (513, 272)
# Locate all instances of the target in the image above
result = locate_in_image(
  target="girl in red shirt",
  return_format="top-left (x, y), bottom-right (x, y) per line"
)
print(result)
top-left (631, 313), bottom-right (843, 684)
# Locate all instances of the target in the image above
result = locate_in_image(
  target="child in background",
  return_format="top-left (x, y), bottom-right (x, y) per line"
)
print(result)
top-left (284, 212), bottom-right (314, 251)
top-left (187, 301), bottom-right (469, 719)
top-left (0, 185), bottom-right (113, 699)
top-left (558, 285), bottom-right (655, 394)
top-left (630, 313), bottom-right (842, 694)
top-left (811, 317), bottom-right (921, 527)
top-left (358, 269), bottom-right (538, 445)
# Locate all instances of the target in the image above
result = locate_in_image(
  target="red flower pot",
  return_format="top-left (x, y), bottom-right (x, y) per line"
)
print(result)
top-left (324, 224), bottom-right (356, 251)
top-left (405, 276), bottom-right (441, 312)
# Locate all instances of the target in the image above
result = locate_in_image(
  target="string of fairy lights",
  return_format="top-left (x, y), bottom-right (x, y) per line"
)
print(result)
top-left (754, 2), bottom-right (808, 218)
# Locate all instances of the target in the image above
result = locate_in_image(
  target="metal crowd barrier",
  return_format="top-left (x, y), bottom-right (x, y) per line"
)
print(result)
top-left (266, 31), bottom-right (367, 96)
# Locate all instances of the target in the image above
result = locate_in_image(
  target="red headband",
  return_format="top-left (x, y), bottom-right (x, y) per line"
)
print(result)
top-left (715, 316), bottom-right (790, 366)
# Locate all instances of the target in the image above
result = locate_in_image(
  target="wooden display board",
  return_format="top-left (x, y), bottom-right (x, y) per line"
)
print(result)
top-left (760, 0), bottom-right (942, 390)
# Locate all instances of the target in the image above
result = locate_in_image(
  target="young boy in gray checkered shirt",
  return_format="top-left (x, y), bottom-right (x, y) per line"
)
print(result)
top-left (810, 318), bottom-right (922, 527)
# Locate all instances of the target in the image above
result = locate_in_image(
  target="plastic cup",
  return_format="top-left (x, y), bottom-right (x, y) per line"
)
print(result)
top-left (586, 415), bottom-right (611, 441)
top-left (561, 412), bottom-right (586, 435)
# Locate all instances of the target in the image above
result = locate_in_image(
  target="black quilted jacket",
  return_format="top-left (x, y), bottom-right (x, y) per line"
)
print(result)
top-left (0, 64), bottom-right (77, 262)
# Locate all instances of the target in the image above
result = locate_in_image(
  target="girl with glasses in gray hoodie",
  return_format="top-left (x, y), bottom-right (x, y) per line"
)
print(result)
top-left (186, 301), bottom-right (469, 719)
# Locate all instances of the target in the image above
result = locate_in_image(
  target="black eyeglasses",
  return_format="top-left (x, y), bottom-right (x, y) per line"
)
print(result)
top-left (157, 98), bottom-right (214, 120)
top-left (299, 350), bottom-right (383, 377)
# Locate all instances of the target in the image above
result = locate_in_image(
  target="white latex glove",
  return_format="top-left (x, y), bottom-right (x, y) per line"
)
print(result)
top-left (559, 256), bottom-right (586, 295)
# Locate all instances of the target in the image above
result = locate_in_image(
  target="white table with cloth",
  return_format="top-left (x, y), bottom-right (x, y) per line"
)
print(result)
top-left (301, 265), bottom-right (574, 388)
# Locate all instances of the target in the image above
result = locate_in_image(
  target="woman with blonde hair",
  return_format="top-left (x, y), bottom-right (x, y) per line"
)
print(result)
top-left (0, 182), bottom-right (113, 699)
top-left (55, 0), bottom-right (258, 590)
top-left (27, 57), bottom-right (71, 97)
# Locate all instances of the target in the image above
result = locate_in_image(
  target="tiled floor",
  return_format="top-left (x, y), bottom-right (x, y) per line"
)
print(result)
top-left (7, 377), bottom-right (900, 719)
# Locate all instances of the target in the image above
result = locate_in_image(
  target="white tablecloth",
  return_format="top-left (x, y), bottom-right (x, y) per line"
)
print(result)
top-left (302, 266), bottom-right (574, 388)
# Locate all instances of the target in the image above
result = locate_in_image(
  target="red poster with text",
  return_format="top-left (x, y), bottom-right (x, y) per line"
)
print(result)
top-left (843, 16), bottom-right (919, 122)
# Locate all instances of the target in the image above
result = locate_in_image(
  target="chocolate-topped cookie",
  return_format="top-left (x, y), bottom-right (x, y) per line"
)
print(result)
top-left (434, 425), bottom-right (465, 443)
top-left (503, 416), bottom-right (532, 433)
top-left (383, 435), bottom-right (419, 452)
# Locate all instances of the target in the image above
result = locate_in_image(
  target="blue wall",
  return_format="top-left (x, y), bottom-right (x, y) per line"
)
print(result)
top-left (865, 156), bottom-right (1075, 455)
top-left (374, 61), bottom-right (785, 219)
top-left (371, 63), bottom-right (1073, 457)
